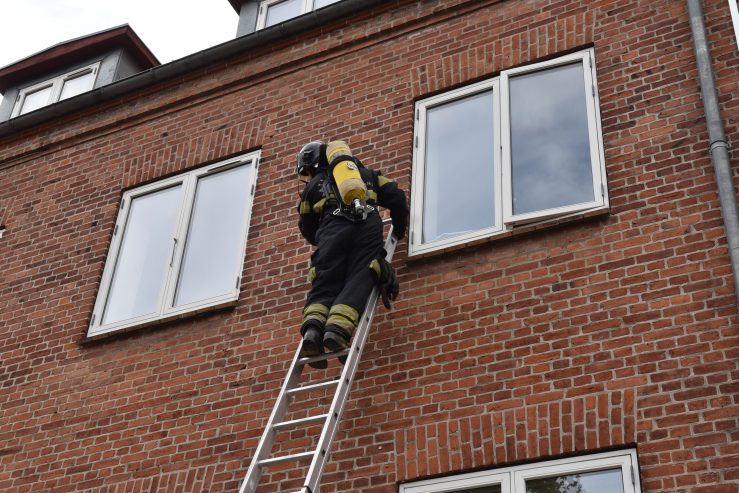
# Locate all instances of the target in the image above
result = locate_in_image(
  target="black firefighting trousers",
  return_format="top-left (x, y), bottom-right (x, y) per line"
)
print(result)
top-left (302, 212), bottom-right (385, 339)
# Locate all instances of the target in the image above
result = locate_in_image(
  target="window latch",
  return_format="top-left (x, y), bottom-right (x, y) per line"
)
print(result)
top-left (170, 238), bottom-right (178, 267)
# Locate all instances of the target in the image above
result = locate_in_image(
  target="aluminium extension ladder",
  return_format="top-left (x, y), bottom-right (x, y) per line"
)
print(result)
top-left (238, 223), bottom-right (397, 493)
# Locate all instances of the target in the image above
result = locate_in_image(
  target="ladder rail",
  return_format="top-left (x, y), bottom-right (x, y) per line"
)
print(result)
top-left (238, 335), bottom-right (309, 493)
top-left (302, 230), bottom-right (397, 493)
top-left (238, 221), bottom-right (396, 493)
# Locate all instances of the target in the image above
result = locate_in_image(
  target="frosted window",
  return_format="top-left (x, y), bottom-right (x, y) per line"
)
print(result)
top-left (509, 63), bottom-right (594, 215)
top-left (525, 468), bottom-right (624, 493)
top-left (175, 165), bottom-right (253, 306)
top-left (20, 85), bottom-right (53, 115)
top-left (265, 0), bottom-right (302, 27)
top-left (103, 186), bottom-right (182, 324)
top-left (423, 90), bottom-right (496, 243)
top-left (60, 71), bottom-right (95, 100)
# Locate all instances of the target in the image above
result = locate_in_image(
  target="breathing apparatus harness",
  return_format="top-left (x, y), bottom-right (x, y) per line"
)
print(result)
top-left (297, 140), bottom-right (376, 222)
top-left (322, 140), bottom-right (375, 222)
top-left (318, 165), bottom-right (374, 223)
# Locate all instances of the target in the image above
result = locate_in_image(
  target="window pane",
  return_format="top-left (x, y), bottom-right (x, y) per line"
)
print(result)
top-left (103, 186), bottom-right (182, 325)
top-left (174, 165), bottom-right (253, 307)
top-left (509, 62), bottom-right (594, 215)
top-left (19, 85), bottom-right (53, 115)
top-left (315, 0), bottom-right (341, 8)
top-left (60, 70), bottom-right (95, 100)
top-left (423, 90), bottom-right (496, 243)
top-left (525, 468), bottom-right (624, 493)
top-left (265, 0), bottom-right (303, 26)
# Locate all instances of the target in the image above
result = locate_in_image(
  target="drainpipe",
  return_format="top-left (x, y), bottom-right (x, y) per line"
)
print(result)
top-left (686, 0), bottom-right (739, 307)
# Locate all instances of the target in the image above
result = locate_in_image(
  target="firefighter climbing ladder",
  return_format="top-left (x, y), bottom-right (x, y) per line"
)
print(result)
top-left (238, 224), bottom-right (397, 493)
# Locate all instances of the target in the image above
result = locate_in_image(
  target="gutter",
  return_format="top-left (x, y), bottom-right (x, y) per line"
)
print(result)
top-left (687, 0), bottom-right (739, 306)
top-left (0, 0), bottom-right (389, 139)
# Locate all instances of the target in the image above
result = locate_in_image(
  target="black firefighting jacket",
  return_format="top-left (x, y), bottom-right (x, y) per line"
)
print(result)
top-left (297, 164), bottom-right (407, 246)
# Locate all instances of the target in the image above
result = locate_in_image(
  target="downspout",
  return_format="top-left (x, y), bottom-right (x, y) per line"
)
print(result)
top-left (686, 0), bottom-right (739, 307)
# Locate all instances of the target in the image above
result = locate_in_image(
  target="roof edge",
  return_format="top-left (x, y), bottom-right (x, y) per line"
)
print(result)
top-left (0, 25), bottom-right (159, 92)
top-left (0, 0), bottom-right (387, 140)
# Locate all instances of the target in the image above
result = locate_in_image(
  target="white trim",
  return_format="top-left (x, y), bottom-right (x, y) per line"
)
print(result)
top-left (410, 79), bottom-right (503, 255)
top-left (400, 449), bottom-right (641, 493)
top-left (11, 62), bottom-right (99, 118)
top-left (730, 0), bottom-right (739, 48)
top-left (401, 471), bottom-right (509, 493)
top-left (409, 49), bottom-right (608, 256)
top-left (88, 151), bottom-right (260, 338)
top-left (501, 50), bottom-right (605, 225)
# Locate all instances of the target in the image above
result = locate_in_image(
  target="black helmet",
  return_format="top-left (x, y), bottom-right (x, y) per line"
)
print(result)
top-left (296, 141), bottom-right (327, 176)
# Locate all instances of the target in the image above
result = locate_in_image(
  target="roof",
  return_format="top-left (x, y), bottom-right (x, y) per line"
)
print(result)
top-left (0, 25), bottom-right (159, 92)
top-left (228, 0), bottom-right (242, 13)
top-left (0, 0), bottom-right (386, 138)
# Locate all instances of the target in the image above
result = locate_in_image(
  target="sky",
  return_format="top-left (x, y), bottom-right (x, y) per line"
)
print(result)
top-left (0, 0), bottom-right (239, 69)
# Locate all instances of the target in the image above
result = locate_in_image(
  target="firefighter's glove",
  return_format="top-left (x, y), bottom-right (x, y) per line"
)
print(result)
top-left (378, 258), bottom-right (399, 309)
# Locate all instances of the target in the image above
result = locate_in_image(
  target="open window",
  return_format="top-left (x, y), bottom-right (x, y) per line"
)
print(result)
top-left (88, 151), bottom-right (260, 338)
top-left (410, 49), bottom-right (607, 256)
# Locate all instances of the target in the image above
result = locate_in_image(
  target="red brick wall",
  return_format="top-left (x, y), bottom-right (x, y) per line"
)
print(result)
top-left (0, 0), bottom-right (737, 491)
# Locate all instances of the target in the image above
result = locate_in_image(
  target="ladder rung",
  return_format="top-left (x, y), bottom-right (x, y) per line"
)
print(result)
top-left (259, 451), bottom-right (314, 467)
top-left (297, 348), bottom-right (349, 366)
top-left (273, 413), bottom-right (328, 431)
top-left (287, 379), bottom-right (339, 396)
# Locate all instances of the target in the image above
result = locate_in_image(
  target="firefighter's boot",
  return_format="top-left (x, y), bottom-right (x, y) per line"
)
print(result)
top-left (300, 323), bottom-right (327, 369)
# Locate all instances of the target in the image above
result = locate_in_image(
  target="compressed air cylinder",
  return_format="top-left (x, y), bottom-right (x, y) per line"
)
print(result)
top-left (326, 140), bottom-right (367, 206)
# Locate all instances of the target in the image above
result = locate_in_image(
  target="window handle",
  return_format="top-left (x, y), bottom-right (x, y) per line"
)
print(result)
top-left (170, 238), bottom-right (178, 267)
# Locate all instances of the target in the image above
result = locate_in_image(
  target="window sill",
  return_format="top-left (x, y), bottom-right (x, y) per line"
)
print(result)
top-left (81, 299), bottom-right (238, 344)
top-left (407, 206), bottom-right (609, 260)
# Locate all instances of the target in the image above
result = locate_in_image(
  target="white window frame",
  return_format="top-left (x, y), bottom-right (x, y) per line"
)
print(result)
top-left (730, 0), bottom-right (739, 48)
top-left (400, 449), bottom-right (641, 493)
top-left (256, 0), bottom-right (340, 29)
top-left (11, 62), bottom-right (100, 118)
top-left (411, 79), bottom-right (503, 253)
top-left (410, 49), bottom-right (608, 256)
top-left (87, 151), bottom-right (260, 338)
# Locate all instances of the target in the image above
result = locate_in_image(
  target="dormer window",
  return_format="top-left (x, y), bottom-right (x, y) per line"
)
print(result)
top-left (11, 62), bottom-right (99, 117)
top-left (257, 0), bottom-right (341, 29)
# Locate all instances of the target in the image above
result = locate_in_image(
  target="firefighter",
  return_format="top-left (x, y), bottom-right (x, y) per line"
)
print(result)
top-left (296, 140), bottom-right (407, 368)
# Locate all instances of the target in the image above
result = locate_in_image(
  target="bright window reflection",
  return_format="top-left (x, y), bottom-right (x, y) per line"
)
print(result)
top-left (60, 71), bottom-right (96, 100)
top-left (103, 186), bottom-right (182, 325)
top-left (315, 0), bottom-right (341, 8)
top-left (423, 90), bottom-right (496, 243)
top-left (19, 86), bottom-right (53, 115)
top-left (89, 152), bottom-right (260, 337)
top-left (265, 0), bottom-right (303, 27)
top-left (13, 63), bottom-right (99, 118)
top-left (175, 165), bottom-right (254, 306)
top-left (510, 63), bottom-right (594, 215)
top-left (260, 0), bottom-right (343, 28)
